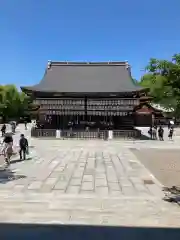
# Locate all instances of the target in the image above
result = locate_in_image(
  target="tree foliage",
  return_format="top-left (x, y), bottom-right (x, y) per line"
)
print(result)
top-left (139, 54), bottom-right (180, 116)
top-left (0, 85), bottom-right (33, 121)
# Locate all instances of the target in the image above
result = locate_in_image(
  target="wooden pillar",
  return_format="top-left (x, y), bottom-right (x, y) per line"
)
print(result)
top-left (152, 113), bottom-right (155, 126)
top-left (85, 96), bottom-right (87, 126)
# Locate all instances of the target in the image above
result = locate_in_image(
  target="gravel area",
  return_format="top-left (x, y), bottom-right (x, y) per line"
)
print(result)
top-left (130, 148), bottom-right (180, 187)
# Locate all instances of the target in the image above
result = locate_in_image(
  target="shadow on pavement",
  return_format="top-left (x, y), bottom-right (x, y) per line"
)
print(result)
top-left (139, 134), bottom-right (152, 140)
top-left (0, 168), bottom-right (26, 184)
top-left (0, 223), bottom-right (180, 240)
top-left (10, 157), bottom-right (32, 164)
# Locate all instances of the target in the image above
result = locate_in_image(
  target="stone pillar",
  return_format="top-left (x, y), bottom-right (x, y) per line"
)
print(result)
top-left (56, 129), bottom-right (61, 138)
top-left (108, 130), bottom-right (113, 140)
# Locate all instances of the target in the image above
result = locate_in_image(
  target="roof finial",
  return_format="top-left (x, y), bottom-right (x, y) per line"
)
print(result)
top-left (125, 60), bottom-right (129, 69)
top-left (47, 60), bottom-right (51, 69)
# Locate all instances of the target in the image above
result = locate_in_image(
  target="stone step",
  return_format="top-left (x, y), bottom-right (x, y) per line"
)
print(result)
top-left (0, 190), bottom-right (163, 200)
top-left (0, 193), bottom-right (178, 212)
top-left (0, 196), bottom-right (180, 227)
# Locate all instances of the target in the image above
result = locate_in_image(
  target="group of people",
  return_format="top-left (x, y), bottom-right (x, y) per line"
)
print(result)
top-left (0, 122), bottom-right (29, 166)
top-left (148, 124), bottom-right (174, 140)
top-left (1, 124), bottom-right (6, 137)
top-left (1, 122), bottom-right (16, 137)
top-left (1, 121), bottom-right (28, 137)
top-left (1, 133), bottom-right (29, 166)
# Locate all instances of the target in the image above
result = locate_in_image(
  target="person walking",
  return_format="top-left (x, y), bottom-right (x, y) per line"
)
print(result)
top-left (158, 126), bottom-right (164, 141)
top-left (148, 126), bottom-right (153, 139)
top-left (19, 134), bottom-right (28, 160)
top-left (168, 121), bottom-right (171, 130)
top-left (152, 126), bottom-right (157, 140)
top-left (11, 121), bottom-right (16, 134)
top-left (24, 121), bottom-right (27, 130)
top-left (1, 124), bottom-right (6, 137)
top-left (168, 127), bottom-right (174, 140)
top-left (2, 133), bottom-right (13, 166)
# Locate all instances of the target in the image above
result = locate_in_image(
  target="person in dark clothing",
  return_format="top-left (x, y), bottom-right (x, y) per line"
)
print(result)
top-left (3, 134), bottom-right (13, 143)
top-left (1, 124), bottom-right (6, 137)
top-left (158, 126), bottom-right (164, 141)
top-left (24, 121), bottom-right (27, 130)
top-left (105, 128), bottom-right (108, 140)
top-left (19, 134), bottom-right (28, 160)
top-left (148, 127), bottom-right (153, 139)
top-left (11, 122), bottom-right (16, 134)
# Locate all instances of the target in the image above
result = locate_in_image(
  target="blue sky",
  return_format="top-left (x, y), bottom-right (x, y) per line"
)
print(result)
top-left (0, 0), bottom-right (180, 87)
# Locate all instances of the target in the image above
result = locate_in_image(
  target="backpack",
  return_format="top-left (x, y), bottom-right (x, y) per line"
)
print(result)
top-left (20, 138), bottom-right (27, 148)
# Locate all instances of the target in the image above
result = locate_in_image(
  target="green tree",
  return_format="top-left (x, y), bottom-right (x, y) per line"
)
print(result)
top-left (0, 84), bottom-right (35, 121)
top-left (140, 54), bottom-right (180, 115)
top-left (0, 86), bottom-right (5, 113)
top-left (3, 85), bottom-right (22, 118)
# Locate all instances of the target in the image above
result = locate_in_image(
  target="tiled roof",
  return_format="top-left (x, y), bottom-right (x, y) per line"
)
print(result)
top-left (22, 61), bottom-right (143, 93)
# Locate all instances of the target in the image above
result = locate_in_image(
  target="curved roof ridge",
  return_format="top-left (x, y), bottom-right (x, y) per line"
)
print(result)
top-left (47, 61), bottom-right (128, 66)
top-left (21, 60), bottom-right (144, 93)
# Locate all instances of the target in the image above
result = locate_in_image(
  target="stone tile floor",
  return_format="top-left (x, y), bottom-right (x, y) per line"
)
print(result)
top-left (0, 139), bottom-right (162, 197)
top-left (0, 124), bottom-right (180, 226)
top-left (131, 148), bottom-right (180, 187)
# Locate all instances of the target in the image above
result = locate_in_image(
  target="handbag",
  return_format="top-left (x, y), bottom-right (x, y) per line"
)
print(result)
top-left (26, 147), bottom-right (29, 155)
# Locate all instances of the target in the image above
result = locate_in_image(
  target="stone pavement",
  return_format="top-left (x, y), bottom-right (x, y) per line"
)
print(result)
top-left (0, 124), bottom-right (180, 226)
top-left (131, 148), bottom-right (180, 187)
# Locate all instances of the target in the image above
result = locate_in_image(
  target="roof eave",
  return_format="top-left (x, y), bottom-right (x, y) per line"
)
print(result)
top-left (21, 87), bottom-right (145, 94)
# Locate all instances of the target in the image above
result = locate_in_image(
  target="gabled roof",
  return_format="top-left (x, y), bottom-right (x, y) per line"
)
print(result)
top-left (22, 61), bottom-right (143, 93)
top-left (150, 103), bottom-right (174, 113)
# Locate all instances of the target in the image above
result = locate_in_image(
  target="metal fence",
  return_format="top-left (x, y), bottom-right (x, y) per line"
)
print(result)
top-left (31, 128), bottom-right (56, 138)
top-left (31, 127), bottom-right (141, 140)
top-left (61, 130), bottom-right (106, 139)
top-left (113, 129), bottom-right (141, 139)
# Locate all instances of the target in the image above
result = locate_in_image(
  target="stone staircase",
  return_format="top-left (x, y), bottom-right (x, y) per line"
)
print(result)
top-left (0, 191), bottom-right (179, 227)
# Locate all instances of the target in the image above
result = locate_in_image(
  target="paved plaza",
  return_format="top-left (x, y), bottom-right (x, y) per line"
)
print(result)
top-left (131, 148), bottom-right (180, 187)
top-left (0, 124), bottom-right (180, 226)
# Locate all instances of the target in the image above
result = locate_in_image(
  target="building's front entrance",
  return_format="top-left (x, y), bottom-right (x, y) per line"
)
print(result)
top-left (38, 113), bottom-right (135, 130)
top-left (134, 105), bottom-right (153, 126)
top-left (135, 113), bottom-right (152, 126)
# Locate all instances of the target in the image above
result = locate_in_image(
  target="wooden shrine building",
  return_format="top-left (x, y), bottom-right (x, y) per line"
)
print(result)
top-left (21, 61), bottom-right (152, 132)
